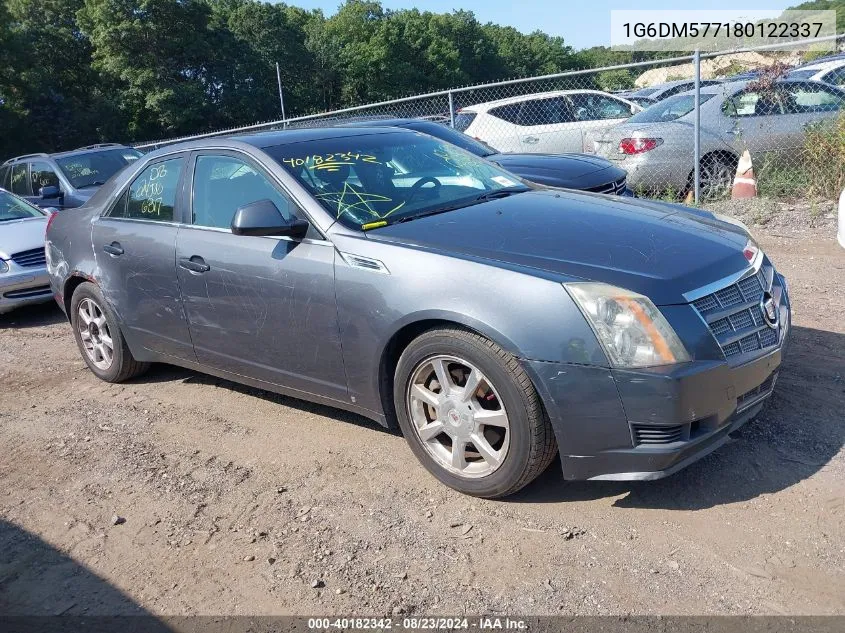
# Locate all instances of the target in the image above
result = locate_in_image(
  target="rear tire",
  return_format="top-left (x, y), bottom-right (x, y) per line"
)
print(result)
top-left (691, 153), bottom-right (737, 201)
top-left (70, 282), bottom-right (149, 382)
top-left (393, 327), bottom-right (557, 498)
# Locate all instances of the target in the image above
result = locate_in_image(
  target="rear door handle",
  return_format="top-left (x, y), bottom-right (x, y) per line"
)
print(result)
top-left (523, 136), bottom-right (539, 144)
top-left (179, 256), bottom-right (210, 274)
top-left (102, 242), bottom-right (124, 256)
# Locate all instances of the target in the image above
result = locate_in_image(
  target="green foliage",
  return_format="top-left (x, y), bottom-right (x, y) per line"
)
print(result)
top-left (787, 0), bottom-right (845, 33)
top-left (803, 113), bottom-right (845, 199)
top-left (0, 0), bottom-right (592, 155)
top-left (595, 69), bottom-right (635, 92)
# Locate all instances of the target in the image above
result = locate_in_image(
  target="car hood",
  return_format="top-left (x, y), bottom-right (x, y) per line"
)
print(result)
top-left (366, 190), bottom-right (750, 305)
top-left (488, 153), bottom-right (626, 188)
top-left (0, 216), bottom-right (48, 260)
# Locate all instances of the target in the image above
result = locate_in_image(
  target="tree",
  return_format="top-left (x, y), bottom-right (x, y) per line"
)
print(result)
top-left (79, 0), bottom-right (216, 139)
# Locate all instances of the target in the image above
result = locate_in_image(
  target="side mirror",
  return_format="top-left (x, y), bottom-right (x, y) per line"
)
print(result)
top-left (231, 199), bottom-right (309, 239)
top-left (40, 185), bottom-right (60, 199)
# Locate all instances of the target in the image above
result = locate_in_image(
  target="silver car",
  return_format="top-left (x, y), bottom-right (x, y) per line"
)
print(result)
top-left (0, 189), bottom-right (52, 314)
top-left (589, 79), bottom-right (845, 198)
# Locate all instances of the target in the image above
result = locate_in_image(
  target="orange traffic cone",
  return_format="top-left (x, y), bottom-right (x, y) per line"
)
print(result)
top-left (731, 150), bottom-right (757, 199)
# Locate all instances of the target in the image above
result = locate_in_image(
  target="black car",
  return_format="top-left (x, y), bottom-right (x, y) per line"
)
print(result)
top-left (1, 143), bottom-right (142, 210)
top-left (341, 118), bottom-right (632, 195)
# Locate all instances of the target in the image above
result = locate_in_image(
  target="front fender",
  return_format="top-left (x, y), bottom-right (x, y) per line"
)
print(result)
top-left (332, 234), bottom-right (608, 415)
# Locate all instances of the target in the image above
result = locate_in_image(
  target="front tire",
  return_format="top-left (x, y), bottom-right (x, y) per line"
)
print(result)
top-left (393, 327), bottom-right (557, 498)
top-left (70, 282), bottom-right (149, 382)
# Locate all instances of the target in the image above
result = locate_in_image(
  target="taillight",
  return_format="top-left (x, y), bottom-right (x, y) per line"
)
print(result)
top-left (45, 210), bottom-right (58, 234)
top-left (743, 239), bottom-right (759, 262)
top-left (619, 138), bottom-right (663, 155)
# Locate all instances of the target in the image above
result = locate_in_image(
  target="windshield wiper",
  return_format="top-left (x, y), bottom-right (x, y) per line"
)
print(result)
top-left (472, 186), bottom-right (528, 202)
top-left (80, 180), bottom-right (106, 188)
top-left (387, 187), bottom-right (529, 226)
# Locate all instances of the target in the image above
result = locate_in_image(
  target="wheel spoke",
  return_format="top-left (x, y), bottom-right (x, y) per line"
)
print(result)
top-left (474, 408), bottom-right (509, 429)
top-left (79, 303), bottom-right (92, 325)
top-left (470, 433), bottom-right (502, 468)
top-left (450, 439), bottom-right (467, 470)
top-left (431, 359), bottom-right (452, 393)
top-left (417, 420), bottom-right (445, 442)
top-left (459, 368), bottom-right (483, 402)
top-left (99, 332), bottom-right (113, 352)
top-left (410, 383), bottom-right (440, 409)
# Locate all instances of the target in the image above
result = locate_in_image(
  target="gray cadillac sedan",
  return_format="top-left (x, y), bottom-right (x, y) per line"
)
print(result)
top-left (45, 128), bottom-right (790, 498)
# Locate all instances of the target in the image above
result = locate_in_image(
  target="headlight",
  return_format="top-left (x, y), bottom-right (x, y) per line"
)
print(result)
top-left (565, 282), bottom-right (691, 368)
top-left (0, 260), bottom-right (8, 274)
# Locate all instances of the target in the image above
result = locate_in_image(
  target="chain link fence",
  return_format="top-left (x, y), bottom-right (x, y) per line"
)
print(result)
top-left (136, 35), bottom-right (845, 205)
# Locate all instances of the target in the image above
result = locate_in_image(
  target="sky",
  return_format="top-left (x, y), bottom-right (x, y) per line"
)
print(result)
top-left (287, 0), bottom-right (795, 50)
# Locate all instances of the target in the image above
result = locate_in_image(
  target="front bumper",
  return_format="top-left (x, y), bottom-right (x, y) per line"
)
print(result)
top-left (523, 272), bottom-right (791, 482)
top-left (0, 264), bottom-right (53, 314)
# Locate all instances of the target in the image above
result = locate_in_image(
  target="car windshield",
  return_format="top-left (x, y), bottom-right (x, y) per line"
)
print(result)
top-left (0, 191), bottom-right (45, 222)
top-left (269, 132), bottom-right (529, 230)
top-left (406, 122), bottom-right (496, 157)
top-left (55, 148), bottom-right (142, 189)
top-left (627, 93), bottom-right (715, 123)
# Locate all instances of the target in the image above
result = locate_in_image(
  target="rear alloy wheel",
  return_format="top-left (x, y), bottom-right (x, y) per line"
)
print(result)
top-left (70, 282), bottom-right (149, 382)
top-left (698, 155), bottom-right (736, 201)
top-left (77, 298), bottom-right (114, 371)
top-left (394, 328), bottom-right (557, 498)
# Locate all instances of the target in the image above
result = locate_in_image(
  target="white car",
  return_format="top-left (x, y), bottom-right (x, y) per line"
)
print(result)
top-left (455, 90), bottom-right (642, 154)
top-left (787, 59), bottom-right (845, 88)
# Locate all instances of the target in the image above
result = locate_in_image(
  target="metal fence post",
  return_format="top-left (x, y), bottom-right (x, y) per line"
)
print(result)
top-left (448, 91), bottom-right (455, 128)
top-left (693, 48), bottom-right (701, 205)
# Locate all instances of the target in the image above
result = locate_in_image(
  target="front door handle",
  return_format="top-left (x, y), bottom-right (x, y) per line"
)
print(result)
top-left (102, 242), bottom-right (124, 256)
top-left (179, 256), bottom-right (210, 274)
top-left (523, 136), bottom-right (540, 144)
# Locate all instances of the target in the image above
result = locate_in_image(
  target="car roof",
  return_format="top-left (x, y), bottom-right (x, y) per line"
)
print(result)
top-left (340, 118), bottom-right (418, 128)
top-left (139, 127), bottom-right (410, 160)
top-left (790, 58), bottom-right (845, 74)
top-left (460, 90), bottom-right (633, 112)
top-left (677, 77), bottom-right (843, 98)
top-left (2, 143), bottom-right (137, 166)
top-left (49, 144), bottom-right (137, 160)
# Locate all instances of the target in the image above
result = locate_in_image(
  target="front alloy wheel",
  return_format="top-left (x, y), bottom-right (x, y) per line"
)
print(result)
top-left (394, 327), bottom-right (557, 498)
top-left (407, 355), bottom-right (510, 478)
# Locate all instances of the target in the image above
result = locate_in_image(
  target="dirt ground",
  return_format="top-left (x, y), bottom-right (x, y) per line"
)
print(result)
top-left (1, 220), bottom-right (843, 617)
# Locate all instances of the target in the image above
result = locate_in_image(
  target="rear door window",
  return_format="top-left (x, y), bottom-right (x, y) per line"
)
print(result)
top-left (489, 103), bottom-right (522, 124)
top-left (516, 97), bottom-right (574, 126)
top-left (782, 83), bottom-right (845, 113)
top-left (108, 157), bottom-right (184, 222)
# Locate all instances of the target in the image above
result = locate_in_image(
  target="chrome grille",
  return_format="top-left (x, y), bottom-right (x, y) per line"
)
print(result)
top-left (586, 176), bottom-right (627, 196)
top-left (10, 247), bottom-right (47, 268)
top-left (691, 268), bottom-right (780, 361)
